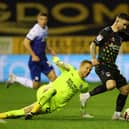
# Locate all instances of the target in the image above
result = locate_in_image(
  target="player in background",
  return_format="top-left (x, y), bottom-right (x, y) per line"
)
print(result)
top-left (80, 13), bottom-right (129, 120)
top-left (6, 12), bottom-right (57, 89)
top-left (0, 56), bottom-right (92, 119)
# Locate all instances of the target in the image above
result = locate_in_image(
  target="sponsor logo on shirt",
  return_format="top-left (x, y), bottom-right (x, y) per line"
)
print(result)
top-left (109, 43), bottom-right (120, 51)
top-left (96, 34), bottom-right (103, 41)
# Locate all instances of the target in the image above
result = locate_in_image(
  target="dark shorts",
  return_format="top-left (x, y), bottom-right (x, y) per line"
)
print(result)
top-left (95, 64), bottom-right (127, 89)
top-left (28, 60), bottom-right (53, 81)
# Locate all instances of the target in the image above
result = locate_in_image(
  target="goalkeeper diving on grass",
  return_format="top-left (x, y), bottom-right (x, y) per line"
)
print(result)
top-left (0, 56), bottom-right (93, 120)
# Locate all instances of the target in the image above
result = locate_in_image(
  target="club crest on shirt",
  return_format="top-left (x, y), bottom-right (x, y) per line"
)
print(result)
top-left (35, 76), bottom-right (39, 81)
top-left (96, 34), bottom-right (103, 41)
top-left (105, 72), bottom-right (111, 77)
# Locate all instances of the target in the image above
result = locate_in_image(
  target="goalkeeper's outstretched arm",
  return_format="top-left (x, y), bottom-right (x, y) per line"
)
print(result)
top-left (52, 56), bottom-right (70, 71)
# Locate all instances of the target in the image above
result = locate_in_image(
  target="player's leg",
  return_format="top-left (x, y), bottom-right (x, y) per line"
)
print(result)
top-left (30, 85), bottom-right (51, 114)
top-left (41, 61), bottom-right (57, 82)
top-left (112, 74), bottom-right (129, 120)
top-left (80, 102), bottom-right (94, 118)
top-left (31, 86), bottom-right (56, 114)
top-left (25, 85), bottom-right (56, 120)
top-left (80, 65), bottom-right (116, 117)
top-left (6, 73), bottom-right (33, 88)
top-left (90, 65), bottom-right (116, 95)
top-left (80, 65), bottom-right (112, 105)
top-left (0, 103), bottom-right (35, 119)
top-left (80, 81), bottom-right (115, 118)
top-left (0, 109), bottom-right (25, 119)
top-left (80, 84), bottom-right (108, 106)
top-left (29, 61), bottom-right (43, 89)
top-left (80, 83), bottom-right (108, 118)
top-left (6, 60), bottom-right (41, 89)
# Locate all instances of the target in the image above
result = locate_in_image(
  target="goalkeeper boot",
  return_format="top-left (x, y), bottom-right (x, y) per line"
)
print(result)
top-left (0, 119), bottom-right (7, 124)
top-left (25, 112), bottom-right (33, 120)
top-left (6, 74), bottom-right (16, 88)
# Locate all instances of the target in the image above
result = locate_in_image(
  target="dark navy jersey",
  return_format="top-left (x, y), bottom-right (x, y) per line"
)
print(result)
top-left (94, 26), bottom-right (127, 69)
top-left (26, 23), bottom-right (48, 60)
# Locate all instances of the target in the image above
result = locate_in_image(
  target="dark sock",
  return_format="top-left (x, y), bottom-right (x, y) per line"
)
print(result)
top-left (116, 94), bottom-right (128, 112)
top-left (89, 85), bottom-right (107, 96)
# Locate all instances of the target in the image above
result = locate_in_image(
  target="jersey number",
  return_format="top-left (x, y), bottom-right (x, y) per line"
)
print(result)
top-left (66, 78), bottom-right (77, 92)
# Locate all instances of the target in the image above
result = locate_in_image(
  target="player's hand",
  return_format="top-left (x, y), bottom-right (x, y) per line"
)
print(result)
top-left (92, 58), bottom-right (99, 66)
top-left (32, 55), bottom-right (40, 62)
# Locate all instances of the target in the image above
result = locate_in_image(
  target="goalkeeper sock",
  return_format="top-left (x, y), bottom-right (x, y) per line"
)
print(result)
top-left (0, 113), bottom-right (7, 119)
top-left (15, 76), bottom-right (33, 88)
top-left (6, 109), bottom-right (25, 118)
top-left (31, 103), bottom-right (41, 114)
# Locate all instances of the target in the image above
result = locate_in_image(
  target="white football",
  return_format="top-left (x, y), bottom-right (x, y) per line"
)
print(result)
top-left (124, 108), bottom-right (129, 121)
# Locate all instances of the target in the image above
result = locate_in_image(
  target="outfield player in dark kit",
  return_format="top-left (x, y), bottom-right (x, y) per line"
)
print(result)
top-left (80, 13), bottom-right (129, 120)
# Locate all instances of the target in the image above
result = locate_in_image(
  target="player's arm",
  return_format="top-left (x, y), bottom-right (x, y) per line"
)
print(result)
top-left (90, 41), bottom-right (98, 66)
top-left (45, 26), bottom-right (56, 56)
top-left (46, 44), bottom-right (56, 56)
top-left (23, 38), bottom-right (40, 62)
top-left (23, 38), bottom-right (36, 57)
top-left (23, 25), bottom-right (40, 62)
top-left (90, 29), bottom-right (107, 65)
top-left (52, 56), bottom-right (70, 71)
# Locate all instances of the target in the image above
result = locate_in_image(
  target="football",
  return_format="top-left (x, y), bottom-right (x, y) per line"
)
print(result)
top-left (124, 108), bottom-right (129, 121)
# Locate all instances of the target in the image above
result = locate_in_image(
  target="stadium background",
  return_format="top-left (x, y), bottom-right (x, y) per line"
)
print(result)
top-left (0, 0), bottom-right (129, 82)
top-left (0, 1), bottom-right (129, 129)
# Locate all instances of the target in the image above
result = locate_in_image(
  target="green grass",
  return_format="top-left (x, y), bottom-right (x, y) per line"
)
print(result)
top-left (0, 82), bottom-right (129, 129)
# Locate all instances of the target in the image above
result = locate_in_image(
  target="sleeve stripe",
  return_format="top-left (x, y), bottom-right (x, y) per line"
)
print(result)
top-left (26, 36), bottom-right (33, 41)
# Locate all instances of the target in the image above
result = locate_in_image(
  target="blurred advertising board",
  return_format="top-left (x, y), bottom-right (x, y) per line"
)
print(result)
top-left (0, 0), bottom-right (128, 36)
top-left (1, 36), bottom-right (129, 55)
top-left (0, 37), bottom-right (12, 54)
top-left (0, 54), bottom-right (129, 82)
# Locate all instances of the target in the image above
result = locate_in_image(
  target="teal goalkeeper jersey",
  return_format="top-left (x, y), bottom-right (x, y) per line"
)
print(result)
top-left (50, 64), bottom-right (89, 111)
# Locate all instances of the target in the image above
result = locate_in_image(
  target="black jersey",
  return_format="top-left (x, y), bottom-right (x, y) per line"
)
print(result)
top-left (94, 26), bottom-right (126, 69)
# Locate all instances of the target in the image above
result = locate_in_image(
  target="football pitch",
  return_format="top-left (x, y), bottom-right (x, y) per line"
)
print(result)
top-left (0, 82), bottom-right (129, 129)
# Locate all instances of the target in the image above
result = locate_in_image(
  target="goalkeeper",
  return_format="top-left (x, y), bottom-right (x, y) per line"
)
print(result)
top-left (0, 56), bottom-right (92, 120)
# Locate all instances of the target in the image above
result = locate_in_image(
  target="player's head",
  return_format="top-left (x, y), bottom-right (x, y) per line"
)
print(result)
top-left (37, 12), bottom-right (48, 27)
top-left (114, 13), bottom-right (129, 32)
top-left (78, 60), bottom-right (92, 78)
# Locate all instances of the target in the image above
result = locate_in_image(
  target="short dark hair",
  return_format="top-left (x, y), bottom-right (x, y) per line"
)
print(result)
top-left (38, 12), bottom-right (48, 17)
top-left (80, 60), bottom-right (92, 66)
top-left (117, 13), bottom-right (129, 21)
